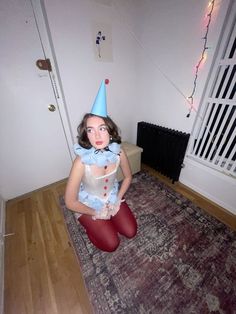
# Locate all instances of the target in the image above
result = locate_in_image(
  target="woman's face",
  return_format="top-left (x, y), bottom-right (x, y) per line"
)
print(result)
top-left (86, 116), bottom-right (110, 149)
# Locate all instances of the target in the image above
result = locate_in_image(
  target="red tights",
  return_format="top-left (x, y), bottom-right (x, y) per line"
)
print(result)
top-left (78, 201), bottom-right (137, 252)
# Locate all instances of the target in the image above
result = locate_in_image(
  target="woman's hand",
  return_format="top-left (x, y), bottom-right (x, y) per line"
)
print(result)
top-left (93, 205), bottom-right (110, 220)
top-left (109, 199), bottom-right (123, 217)
top-left (92, 198), bottom-right (124, 220)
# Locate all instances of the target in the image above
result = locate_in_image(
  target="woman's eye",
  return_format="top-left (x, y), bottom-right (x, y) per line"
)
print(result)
top-left (100, 126), bottom-right (108, 132)
top-left (86, 128), bottom-right (93, 133)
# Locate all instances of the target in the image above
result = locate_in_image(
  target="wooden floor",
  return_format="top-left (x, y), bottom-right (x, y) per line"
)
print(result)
top-left (4, 180), bottom-right (93, 314)
top-left (4, 165), bottom-right (236, 314)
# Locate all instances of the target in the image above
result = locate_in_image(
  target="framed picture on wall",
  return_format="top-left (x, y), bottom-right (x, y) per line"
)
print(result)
top-left (92, 22), bottom-right (113, 62)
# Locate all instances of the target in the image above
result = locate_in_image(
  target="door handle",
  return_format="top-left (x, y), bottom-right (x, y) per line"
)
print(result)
top-left (48, 104), bottom-right (56, 112)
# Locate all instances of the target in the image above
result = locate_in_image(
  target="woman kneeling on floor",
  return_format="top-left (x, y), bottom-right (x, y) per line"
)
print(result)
top-left (65, 80), bottom-right (137, 252)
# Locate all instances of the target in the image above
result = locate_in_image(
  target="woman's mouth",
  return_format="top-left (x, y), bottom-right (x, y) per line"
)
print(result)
top-left (95, 141), bottom-right (103, 145)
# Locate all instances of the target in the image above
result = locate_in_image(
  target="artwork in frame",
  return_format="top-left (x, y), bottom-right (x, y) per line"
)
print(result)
top-left (92, 22), bottom-right (113, 62)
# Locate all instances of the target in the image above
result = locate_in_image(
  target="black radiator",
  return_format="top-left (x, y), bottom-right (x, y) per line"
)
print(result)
top-left (137, 121), bottom-right (190, 183)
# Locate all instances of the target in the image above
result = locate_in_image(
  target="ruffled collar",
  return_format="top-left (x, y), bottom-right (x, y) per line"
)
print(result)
top-left (74, 142), bottom-right (121, 167)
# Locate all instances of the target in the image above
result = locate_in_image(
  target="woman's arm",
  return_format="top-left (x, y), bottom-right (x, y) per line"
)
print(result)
top-left (65, 157), bottom-right (95, 216)
top-left (117, 148), bottom-right (132, 200)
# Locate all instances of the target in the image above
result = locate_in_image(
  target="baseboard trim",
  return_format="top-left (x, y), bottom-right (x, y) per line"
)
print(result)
top-left (0, 198), bottom-right (5, 314)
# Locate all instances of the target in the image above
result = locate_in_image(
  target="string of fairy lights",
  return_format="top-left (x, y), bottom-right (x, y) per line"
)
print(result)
top-left (112, 0), bottom-right (216, 118)
top-left (186, 0), bottom-right (215, 118)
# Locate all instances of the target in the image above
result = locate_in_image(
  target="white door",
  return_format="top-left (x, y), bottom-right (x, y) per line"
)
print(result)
top-left (0, 0), bottom-right (73, 200)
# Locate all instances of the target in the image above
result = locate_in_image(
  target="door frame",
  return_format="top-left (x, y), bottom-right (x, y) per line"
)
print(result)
top-left (30, 0), bottom-right (74, 159)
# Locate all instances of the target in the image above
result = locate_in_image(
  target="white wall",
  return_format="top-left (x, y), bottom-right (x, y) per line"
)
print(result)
top-left (131, 0), bottom-right (235, 214)
top-left (42, 0), bottom-right (138, 143)
top-left (134, 0), bottom-right (230, 132)
top-left (42, 0), bottom-right (228, 137)
top-left (42, 0), bottom-right (231, 137)
top-left (179, 0), bottom-right (236, 215)
top-left (41, 0), bottom-right (235, 214)
top-left (180, 158), bottom-right (236, 214)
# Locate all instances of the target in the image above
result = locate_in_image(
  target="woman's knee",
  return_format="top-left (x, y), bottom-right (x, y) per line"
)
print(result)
top-left (103, 236), bottom-right (120, 252)
top-left (120, 217), bottom-right (137, 238)
top-left (87, 232), bottom-right (120, 252)
top-left (125, 223), bottom-right (137, 238)
top-left (78, 216), bottom-right (120, 252)
top-left (112, 202), bottom-right (138, 238)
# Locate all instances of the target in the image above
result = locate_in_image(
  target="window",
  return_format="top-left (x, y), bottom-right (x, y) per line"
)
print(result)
top-left (188, 1), bottom-right (236, 178)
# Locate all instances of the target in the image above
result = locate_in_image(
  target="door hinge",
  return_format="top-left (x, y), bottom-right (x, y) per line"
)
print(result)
top-left (36, 58), bottom-right (52, 71)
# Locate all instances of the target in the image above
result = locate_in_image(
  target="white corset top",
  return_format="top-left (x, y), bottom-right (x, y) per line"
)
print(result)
top-left (82, 160), bottom-right (120, 201)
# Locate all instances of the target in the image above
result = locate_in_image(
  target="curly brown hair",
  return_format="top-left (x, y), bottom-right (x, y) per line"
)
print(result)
top-left (77, 113), bottom-right (121, 149)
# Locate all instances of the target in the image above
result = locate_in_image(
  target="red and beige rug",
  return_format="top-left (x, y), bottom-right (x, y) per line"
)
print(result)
top-left (60, 171), bottom-right (236, 313)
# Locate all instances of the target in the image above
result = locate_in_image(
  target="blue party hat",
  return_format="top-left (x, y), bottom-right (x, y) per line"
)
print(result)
top-left (90, 80), bottom-right (107, 117)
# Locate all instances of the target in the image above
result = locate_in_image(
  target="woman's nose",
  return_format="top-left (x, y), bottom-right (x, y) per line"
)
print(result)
top-left (94, 129), bottom-right (101, 138)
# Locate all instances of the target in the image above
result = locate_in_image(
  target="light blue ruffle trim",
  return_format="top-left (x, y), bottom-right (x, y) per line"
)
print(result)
top-left (74, 142), bottom-right (120, 167)
top-left (79, 180), bottom-right (119, 211)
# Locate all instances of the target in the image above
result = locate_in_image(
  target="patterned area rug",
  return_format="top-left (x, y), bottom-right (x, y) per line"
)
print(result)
top-left (60, 171), bottom-right (236, 314)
